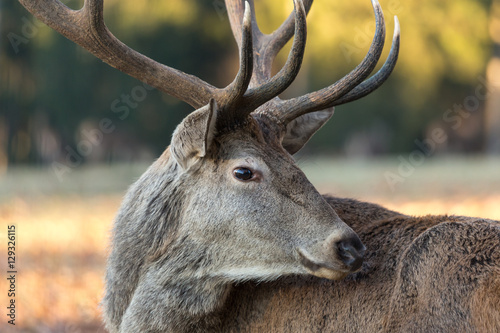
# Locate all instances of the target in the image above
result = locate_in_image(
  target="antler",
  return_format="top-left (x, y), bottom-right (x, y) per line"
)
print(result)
top-left (273, 0), bottom-right (400, 125)
top-left (275, 0), bottom-right (400, 124)
top-left (226, 0), bottom-right (313, 88)
top-left (221, 0), bottom-right (308, 119)
top-left (327, 16), bottom-right (400, 107)
top-left (18, 0), bottom-right (217, 109)
top-left (19, 0), bottom-right (308, 130)
top-left (213, 0), bottom-right (309, 129)
top-left (19, 0), bottom-right (399, 131)
top-left (224, 0), bottom-right (400, 127)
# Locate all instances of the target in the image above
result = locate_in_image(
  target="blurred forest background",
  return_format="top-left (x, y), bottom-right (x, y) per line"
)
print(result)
top-left (2, 0), bottom-right (500, 332)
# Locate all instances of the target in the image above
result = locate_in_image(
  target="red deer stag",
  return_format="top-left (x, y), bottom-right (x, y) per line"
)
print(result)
top-left (19, 0), bottom-right (500, 332)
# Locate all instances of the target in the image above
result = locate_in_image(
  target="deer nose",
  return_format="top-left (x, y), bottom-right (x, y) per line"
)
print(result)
top-left (336, 236), bottom-right (366, 272)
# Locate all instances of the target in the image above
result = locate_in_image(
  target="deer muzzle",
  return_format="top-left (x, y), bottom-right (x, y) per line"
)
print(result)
top-left (297, 232), bottom-right (366, 280)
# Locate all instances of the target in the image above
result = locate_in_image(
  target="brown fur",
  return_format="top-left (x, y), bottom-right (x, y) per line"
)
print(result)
top-left (215, 197), bottom-right (500, 332)
top-left (105, 146), bottom-right (500, 332)
top-left (470, 267), bottom-right (500, 332)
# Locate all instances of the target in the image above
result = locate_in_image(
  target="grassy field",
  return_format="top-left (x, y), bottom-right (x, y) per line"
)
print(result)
top-left (1, 156), bottom-right (499, 332)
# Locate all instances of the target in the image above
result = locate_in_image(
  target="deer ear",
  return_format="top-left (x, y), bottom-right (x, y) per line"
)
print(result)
top-left (171, 99), bottom-right (218, 170)
top-left (282, 108), bottom-right (334, 155)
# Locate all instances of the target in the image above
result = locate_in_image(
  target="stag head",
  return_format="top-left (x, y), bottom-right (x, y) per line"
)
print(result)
top-left (19, 0), bottom-right (399, 331)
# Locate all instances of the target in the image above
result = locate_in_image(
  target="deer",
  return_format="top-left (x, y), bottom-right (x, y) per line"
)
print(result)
top-left (18, 0), bottom-right (500, 332)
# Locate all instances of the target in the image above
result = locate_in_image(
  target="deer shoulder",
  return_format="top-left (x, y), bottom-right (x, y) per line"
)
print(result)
top-left (217, 208), bottom-right (500, 332)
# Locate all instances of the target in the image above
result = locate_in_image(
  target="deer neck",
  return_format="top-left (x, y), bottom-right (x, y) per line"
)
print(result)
top-left (142, 248), bottom-right (233, 331)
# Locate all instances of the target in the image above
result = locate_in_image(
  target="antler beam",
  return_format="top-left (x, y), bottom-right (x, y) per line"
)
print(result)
top-left (20, 0), bottom-right (311, 129)
top-left (18, 0), bottom-right (218, 109)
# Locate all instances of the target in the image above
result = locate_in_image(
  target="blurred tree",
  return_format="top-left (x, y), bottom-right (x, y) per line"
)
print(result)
top-left (486, 0), bottom-right (500, 153)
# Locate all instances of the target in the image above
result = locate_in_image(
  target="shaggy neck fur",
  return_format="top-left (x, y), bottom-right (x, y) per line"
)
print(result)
top-left (103, 149), bottom-right (234, 332)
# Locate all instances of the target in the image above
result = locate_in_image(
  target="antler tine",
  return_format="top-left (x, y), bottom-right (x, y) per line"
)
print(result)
top-left (226, 0), bottom-right (313, 89)
top-left (262, 0), bottom-right (314, 63)
top-left (242, 0), bottom-right (307, 109)
top-left (216, 2), bottom-right (254, 129)
top-left (276, 0), bottom-right (387, 124)
top-left (226, 0), bottom-right (262, 50)
top-left (18, 0), bottom-right (217, 109)
top-left (221, 0), bottom-right (308, 116)
top-left (332, 16), bottom-right (400, 106)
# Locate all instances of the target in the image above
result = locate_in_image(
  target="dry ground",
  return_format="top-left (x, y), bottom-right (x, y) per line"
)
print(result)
top-left (1, 156), bottom-right (499, 332)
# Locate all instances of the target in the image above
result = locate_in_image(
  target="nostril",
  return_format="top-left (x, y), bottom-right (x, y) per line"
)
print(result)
top-left (336, 237), bottom-right (365, 271)
top-left (337, 242), bottom-right (356, 263)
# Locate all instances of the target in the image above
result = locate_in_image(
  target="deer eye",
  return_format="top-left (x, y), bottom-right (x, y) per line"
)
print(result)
top-left (233, 167), bottom-right (254, 181)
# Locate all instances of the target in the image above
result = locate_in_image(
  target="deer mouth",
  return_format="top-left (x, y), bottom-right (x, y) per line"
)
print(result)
top-left (296, 248), bottom-right (360, 280)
